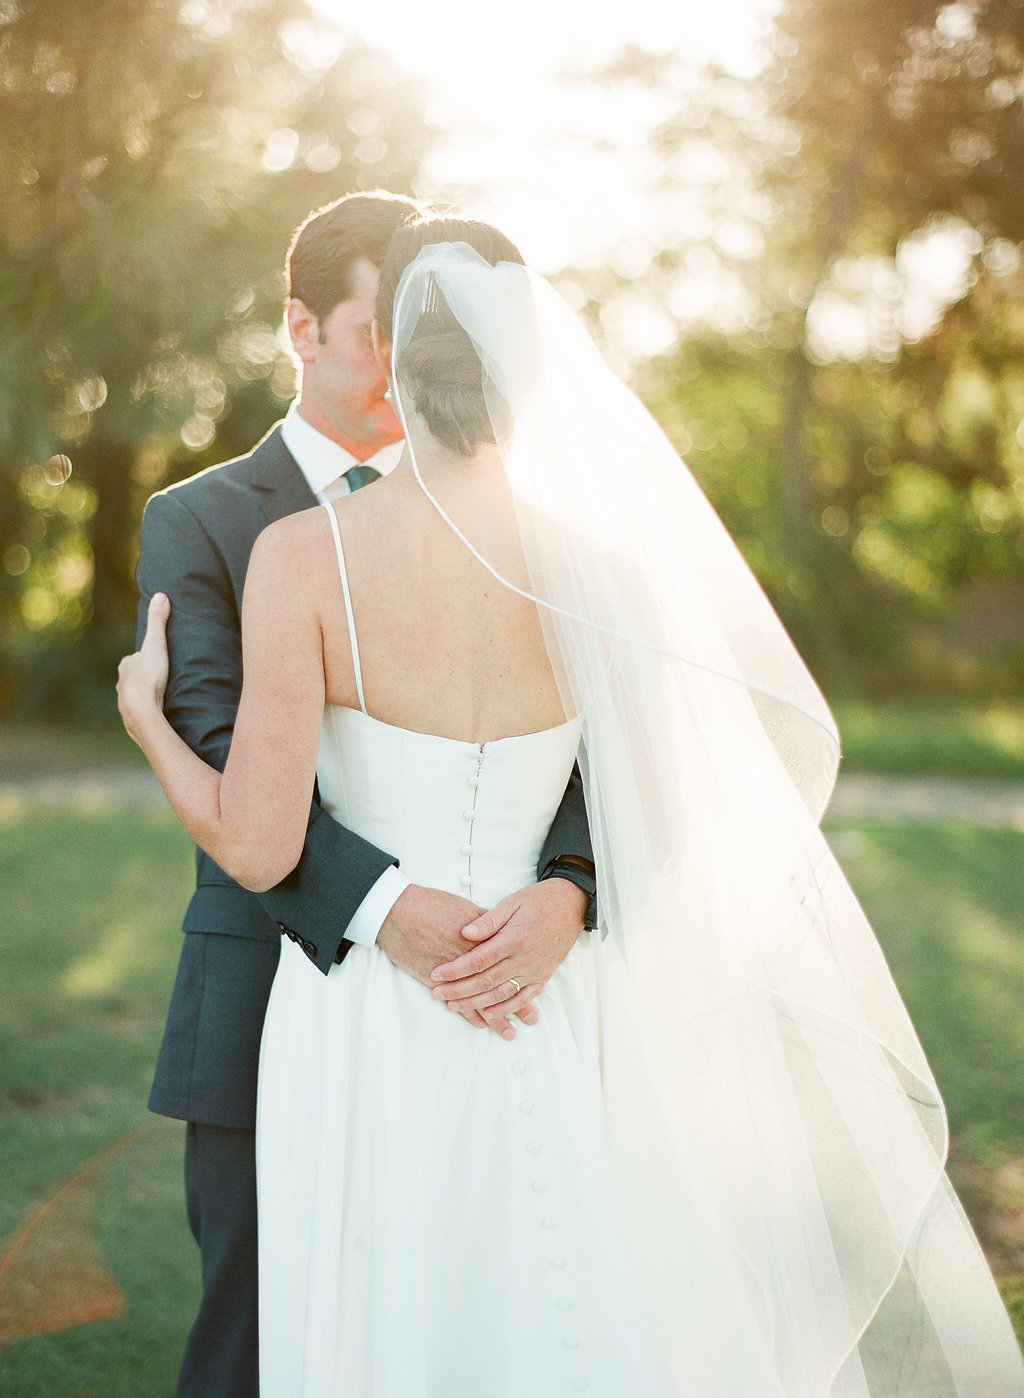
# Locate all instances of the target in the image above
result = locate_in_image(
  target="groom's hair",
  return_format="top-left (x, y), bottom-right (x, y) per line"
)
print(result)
top-left (286, 190), bottom-right (424, 331)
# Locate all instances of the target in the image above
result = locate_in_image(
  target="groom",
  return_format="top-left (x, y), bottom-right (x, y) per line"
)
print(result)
top-left (135, 190), bottom-right (597, 1398)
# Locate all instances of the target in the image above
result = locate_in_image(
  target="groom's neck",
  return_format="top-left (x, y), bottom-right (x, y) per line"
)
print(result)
top-left (293, 393), bottom-right (401, 463)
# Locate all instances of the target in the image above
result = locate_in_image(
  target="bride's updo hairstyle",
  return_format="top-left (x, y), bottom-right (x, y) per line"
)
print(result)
top-left (375, 217), bottom-right (524, 456)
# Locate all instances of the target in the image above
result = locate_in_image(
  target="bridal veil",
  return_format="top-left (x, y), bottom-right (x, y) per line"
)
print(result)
top-left (386, 241), bottom-right (1024, 1395)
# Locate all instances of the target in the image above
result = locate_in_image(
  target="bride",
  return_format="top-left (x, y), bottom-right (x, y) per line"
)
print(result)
top-left (118, 216), bottom-right (1024, 1396)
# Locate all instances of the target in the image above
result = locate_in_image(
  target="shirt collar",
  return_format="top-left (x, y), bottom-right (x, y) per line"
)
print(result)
top-left (280, 402), bottom-right (404, 496)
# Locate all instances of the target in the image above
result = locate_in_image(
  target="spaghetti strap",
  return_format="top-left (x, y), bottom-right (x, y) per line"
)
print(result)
top-left (321, 502), bottom-right (367, 714)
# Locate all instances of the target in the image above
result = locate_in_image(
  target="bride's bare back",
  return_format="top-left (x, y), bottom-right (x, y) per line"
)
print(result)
top-left (127, 453), bottom-right (569, 893)
top-left (314, 462), bottom-right (568, 744)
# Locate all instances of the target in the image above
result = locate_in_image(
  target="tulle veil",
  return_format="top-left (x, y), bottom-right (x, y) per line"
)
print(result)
top-left (388, 241), bottom-right (1024, 1395)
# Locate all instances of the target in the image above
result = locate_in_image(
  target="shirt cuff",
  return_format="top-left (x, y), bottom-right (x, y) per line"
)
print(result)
top-left (343, 865), bottom-right (411, 947)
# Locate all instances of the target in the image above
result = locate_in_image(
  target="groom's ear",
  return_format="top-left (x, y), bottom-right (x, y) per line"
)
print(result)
top-left (286, 298), bottom-right (321, 366)
top-left (370, 318), bottom-right (391, 377)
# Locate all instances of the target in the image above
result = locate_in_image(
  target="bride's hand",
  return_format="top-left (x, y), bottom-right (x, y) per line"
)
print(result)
top-left (428, 878), bottom-right (588, 1027)
top-left (117, 592), bottom-right (171, 744)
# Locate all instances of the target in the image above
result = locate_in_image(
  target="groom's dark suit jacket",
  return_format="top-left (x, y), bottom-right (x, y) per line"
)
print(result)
top-left (137, 422), bottom-right (593, 1130)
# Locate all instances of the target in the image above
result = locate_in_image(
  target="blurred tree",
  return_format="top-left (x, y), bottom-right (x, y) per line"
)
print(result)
top-left (593, 2), bottom-right (1024, 695)
top-left (762, 0), bottom-right (1024, 689)
top-left (0, 0), bottom-right (429, 716)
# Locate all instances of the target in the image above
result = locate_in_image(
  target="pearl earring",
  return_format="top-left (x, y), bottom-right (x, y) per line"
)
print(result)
top-left (383, 383), bottom-right (394, 403)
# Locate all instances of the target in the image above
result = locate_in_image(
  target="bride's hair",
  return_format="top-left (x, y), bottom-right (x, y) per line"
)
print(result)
top-left (375, 217), bottom-right (524, 456)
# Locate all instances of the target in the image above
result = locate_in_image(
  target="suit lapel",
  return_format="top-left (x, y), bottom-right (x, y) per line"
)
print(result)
top-left (248, 424), bottom-right (317, 525)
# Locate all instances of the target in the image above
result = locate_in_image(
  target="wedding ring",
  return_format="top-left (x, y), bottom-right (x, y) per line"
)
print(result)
top-left (507, 978), bottom-right (522, 996)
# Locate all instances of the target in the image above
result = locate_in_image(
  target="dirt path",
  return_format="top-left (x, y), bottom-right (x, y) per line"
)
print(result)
top-left (0, 769), bottom-right (164, 816)
top-left (827, 773), bottom-right (1024, 832)
top-left (3, 767), bottom-right (1024, 830)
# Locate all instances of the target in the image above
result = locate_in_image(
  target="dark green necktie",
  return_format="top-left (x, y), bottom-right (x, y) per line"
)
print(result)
top-left (344, 463), bottom-right (381, 492)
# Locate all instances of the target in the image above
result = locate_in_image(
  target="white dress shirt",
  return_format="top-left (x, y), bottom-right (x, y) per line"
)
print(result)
top-left (280, 403), bottom-right (409, 948)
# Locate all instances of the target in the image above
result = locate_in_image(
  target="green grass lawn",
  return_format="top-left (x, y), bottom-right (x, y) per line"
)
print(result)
top-left (1, 807), bottom-right (1021, 1393)
top-left (831, 697), bottom-right (1024, 779)
top-left (0, 808), bottom-right (198, 1396)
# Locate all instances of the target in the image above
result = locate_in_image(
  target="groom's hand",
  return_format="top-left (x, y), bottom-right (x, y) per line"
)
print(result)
top-left (428, 879), bottom-right (587, 1027)
top-left (377, 885), bottom-right (527, 1040)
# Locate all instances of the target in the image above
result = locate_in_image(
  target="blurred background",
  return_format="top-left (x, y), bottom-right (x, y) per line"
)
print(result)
top-left (1, 0), bottom-right (1022, 1390)
top-left (3, 0), bottom-right (1024, 720)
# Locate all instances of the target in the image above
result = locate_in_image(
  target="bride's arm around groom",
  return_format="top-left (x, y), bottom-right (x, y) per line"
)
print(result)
top-left (126, 189), bottom-right (596, 1398)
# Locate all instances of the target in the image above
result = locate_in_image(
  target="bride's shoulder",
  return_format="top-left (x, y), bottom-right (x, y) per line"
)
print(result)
top-left (249, 505), bottom-right (339, 585)
top-left (251, 487), bottom-right (397, 579)
top-left (256, 503), bottom-right (332, 547)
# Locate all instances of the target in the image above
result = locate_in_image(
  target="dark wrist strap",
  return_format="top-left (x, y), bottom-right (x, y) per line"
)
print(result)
top-left (540, 855), bottom-right (598, 931)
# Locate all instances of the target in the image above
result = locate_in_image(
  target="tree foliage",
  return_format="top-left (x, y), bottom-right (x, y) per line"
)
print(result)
top-left (602, 0), bottom-right (1024, 695)
top-left (4, 0), bottom-right (1024, 714)
top-left (0, 0), bottom-right (429, 715)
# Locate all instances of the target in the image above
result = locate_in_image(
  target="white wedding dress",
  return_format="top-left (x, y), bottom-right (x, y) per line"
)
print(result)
top-left (255, 511), bottom-right (789, 1397)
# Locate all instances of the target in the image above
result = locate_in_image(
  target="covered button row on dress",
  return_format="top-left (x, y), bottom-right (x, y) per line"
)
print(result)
top-left (459, 745), bottom-right (485, 891)
top-left (512, 1058), bottom-right (589, 1392)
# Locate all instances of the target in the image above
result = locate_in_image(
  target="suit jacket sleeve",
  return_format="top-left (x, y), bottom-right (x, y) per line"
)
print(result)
top-left (537, 759), bottom-right (598, 930)
top-left (136, 489), bottom-right (398, 975)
